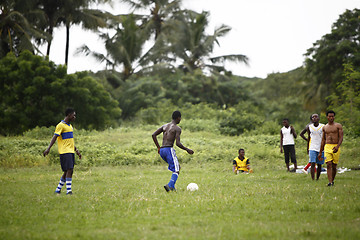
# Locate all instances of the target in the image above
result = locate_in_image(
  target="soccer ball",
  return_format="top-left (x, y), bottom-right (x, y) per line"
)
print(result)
top-left (187, 183), bottom-right (199, 191)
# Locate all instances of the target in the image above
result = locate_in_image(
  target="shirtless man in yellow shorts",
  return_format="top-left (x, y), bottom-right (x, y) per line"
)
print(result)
top-left (318, 110), bottom-right (343, 186)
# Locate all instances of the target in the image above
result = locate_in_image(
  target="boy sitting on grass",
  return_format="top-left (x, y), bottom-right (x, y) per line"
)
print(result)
top-left (233, 148), bottom-right (253, 174)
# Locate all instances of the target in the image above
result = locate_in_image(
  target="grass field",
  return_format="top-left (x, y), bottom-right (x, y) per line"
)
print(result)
top-left (0, 124), bottom-right (359, 239)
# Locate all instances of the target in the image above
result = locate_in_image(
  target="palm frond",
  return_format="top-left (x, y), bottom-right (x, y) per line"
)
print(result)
top-left (210, 54), bottom-right (249, 65)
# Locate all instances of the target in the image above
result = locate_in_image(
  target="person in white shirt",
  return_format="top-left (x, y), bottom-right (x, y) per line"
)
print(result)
top-left (305, 114), bottom-right (325, 180)
top-left (280, 118), bottom-right (297, 172)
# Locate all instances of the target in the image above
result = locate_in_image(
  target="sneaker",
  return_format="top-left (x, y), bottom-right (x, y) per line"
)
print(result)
top-left (66, 191), bottom-right (73, 195)
top-left (164, 184), bottom-right (175, 192)
top-left (302, 169), bottom-right (308, 174)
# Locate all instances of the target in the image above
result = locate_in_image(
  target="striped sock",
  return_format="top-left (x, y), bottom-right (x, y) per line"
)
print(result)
top-left (66, 178), bottom-right (72, 194)
top-left (168, 172), bottom-right (179, 189)
top-left (55, 178), bottom-right (65, 193)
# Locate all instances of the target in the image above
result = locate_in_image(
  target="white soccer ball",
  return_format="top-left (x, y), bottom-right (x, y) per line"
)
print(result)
top-left (187, 183), bottom-right (199, 191)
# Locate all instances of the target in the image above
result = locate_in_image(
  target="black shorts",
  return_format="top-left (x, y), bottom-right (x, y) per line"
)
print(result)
top-left (60, 153), bottom-right (75, 171)
top-left (283, 145), bottom-right (296, 164)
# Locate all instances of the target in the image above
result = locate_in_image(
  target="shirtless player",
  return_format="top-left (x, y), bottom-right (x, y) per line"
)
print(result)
top-left (152, 110), bottom-right (194, 192)
top-left (318, 110), bottom-right (343, 186)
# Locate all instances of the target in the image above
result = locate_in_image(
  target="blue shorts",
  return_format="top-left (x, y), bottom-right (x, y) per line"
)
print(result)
top-left (159, 147), bottom-right (180, 172)
top-left (309, 150), bottom-right (324, 165)
top-left (60, 153), bottom-right (75, 171)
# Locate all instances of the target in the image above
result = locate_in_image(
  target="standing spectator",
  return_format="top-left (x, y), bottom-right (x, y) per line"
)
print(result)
top-left (280, 118), bottom-right (297, 172)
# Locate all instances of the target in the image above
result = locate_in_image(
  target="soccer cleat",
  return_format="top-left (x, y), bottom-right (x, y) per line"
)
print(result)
top-left (54, 191), bottom-right (61, 195)
top-left (332, 182), bottom-right (334, 186)
top-left (290, 168), bottom-right (296, 172)
top-left (66, 191), bottom-right (73, 195)
top-left (164, 184), bottom-right (175, 192)
top-left (327, 183), bottom-right (333, 187)
top-left (302, 169), bottom-right (308, 174)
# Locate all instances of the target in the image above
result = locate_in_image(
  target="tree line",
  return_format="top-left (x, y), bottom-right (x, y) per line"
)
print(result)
top-left (0, 2), bottom-right (359, 136)
top-left (1, 0), bottom-right (248, 78)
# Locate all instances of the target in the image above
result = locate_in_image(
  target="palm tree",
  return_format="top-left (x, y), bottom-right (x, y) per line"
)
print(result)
top-left (120, 0), bottom-right (180, 40)
top-left (34, 0), bottom-right (63, 56)
top-left (169, 11), bottom-right (248, 73)
top-left (0, 0), bottom-right (47, 57)
top-left (58, 0), bottom-right (110, 66)
top-left (77, 14), bottom-right (148, 80)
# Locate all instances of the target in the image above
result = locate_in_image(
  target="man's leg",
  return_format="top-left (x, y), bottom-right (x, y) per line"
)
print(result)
top-left (310, 162), bottom-right (316, 180)
top-left (55, 172), bottom-right (66, 194)
top-left (168, 171), bottom-right (179, 189)
top-left (326, 161), bottom-right (333, 186)
top-left (66, 169), bottom-right (73, 194)
top-left (284, 146), bottom-right (290, 171)
top-left (303, 162), bottom-right (311, 173)
top-left (332, 163), bottom-right (337, 184)
top-left (316, 164), bottom-right (322, 180)
top-left (290, 145), bottom-right (297, 171)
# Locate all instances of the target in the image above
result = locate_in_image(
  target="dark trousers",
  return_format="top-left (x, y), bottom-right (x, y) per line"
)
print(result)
top-left (283, 145), bottom-right (296, 164)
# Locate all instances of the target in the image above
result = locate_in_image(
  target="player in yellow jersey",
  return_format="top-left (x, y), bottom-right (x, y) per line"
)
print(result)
top-left (233, 149), bottom-right (252, 174)
top-left (43, 108), bottom-right (82, 195)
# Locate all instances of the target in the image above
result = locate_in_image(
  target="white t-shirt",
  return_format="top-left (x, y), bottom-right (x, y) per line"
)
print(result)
top-left (309, 123), bottom-right (324, 152)
top-left (281, 126), bottom-right (295, 145)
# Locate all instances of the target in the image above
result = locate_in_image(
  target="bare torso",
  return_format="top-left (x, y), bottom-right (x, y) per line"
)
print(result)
top-left (161, 122), bottom-right (181, 147)
top-left (324, 122), bottom-right (342, 144)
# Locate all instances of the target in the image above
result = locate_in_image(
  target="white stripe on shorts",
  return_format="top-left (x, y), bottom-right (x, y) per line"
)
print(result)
top-left (170, 148), bottom-right (180, 172)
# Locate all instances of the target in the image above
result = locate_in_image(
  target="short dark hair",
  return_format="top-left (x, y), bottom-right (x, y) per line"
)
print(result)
top-left (172, 110), bottom-right (181, 120)
top-left (65, 108), bottom-right (75, 116)
top-left (283, 118), bottom-right (289, 122)
top-left (238, 148), bottom-right (245, 153)
top-left (326, 110), bottom-right (336, 116)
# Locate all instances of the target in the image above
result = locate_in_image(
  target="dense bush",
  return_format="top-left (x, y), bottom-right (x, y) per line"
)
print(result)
top-left (0, 51), bottom-right (122, 135)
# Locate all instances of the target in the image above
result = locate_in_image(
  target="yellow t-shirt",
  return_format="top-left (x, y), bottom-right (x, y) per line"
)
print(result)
top-left (54, 120), bottom-right (75, 154)
top-left (233, 157), bottom-right (250, 172)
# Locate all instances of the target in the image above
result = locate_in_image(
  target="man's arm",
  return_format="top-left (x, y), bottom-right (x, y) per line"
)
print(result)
top-left (306, 127), bottom-right (310, 154)
top-left (318, 127), bottom-right (326, 160)
top-left (175, 128), bottom-right (194, 154)
top-left (232, 160), bottom-right (237, 174)
top-left (43, 135), bottom-right (57, 157)
top-left (300, 127), bottom-right (308, 141)
top-left (152, 127), bottom-right (163, 153)
top-left (280, 130), bottom-right (283, 153)
top-left (74, 146), bottom-right (82, 159)
top-left (333, 124), bottom-right (343, 153)
top-left (291, 126), bottom-right (297, 138)
top-left (247, 159), bottom-right (250, 170)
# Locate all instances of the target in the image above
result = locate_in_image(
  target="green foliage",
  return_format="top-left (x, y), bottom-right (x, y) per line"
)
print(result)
top-left (0, 0), bottom-right (47, 57)
top-left (304, 9), bottom-right (360, 108)
top-left (0, 51), bottom-right (121, 135)
top-left (219, 110), bottom-right (264, 136)
top-left (327, 63), bottom-right (360, 136)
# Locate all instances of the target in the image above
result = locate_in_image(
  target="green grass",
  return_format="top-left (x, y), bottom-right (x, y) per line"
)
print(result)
top-left (0, 125), bottom-right (359, 239)
top-left (0, 164), bottom-right (359, 239)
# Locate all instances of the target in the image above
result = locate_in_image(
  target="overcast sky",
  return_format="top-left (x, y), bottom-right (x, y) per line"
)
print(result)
top-left (42, 0), bottom-right (360, 78)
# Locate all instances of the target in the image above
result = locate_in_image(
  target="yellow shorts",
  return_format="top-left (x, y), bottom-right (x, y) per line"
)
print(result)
top-left (324, 144), bottom-right (341, 164)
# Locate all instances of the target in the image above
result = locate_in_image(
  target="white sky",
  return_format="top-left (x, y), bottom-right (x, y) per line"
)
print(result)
top-left (41, 0), bottom-right (360, 78)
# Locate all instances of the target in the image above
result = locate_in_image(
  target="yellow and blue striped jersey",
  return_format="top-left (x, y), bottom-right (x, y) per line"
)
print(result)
top-left (54, 120), bottom-right (75, 154)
